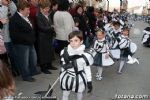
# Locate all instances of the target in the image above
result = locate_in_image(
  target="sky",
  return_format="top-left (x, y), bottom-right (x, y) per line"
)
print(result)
top-left (109, 0), bottom-right (148, 8)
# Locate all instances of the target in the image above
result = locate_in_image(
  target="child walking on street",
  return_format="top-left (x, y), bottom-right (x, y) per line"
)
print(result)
top-left (93, 29), bottom-right (114, 80)
top-left (117, 27), bottom-right (138, 73)
top-left (59, 31), bottom-right (94, 100)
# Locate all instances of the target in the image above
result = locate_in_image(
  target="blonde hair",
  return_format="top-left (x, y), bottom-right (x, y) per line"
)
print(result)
top-left (96, 28), bottom-right (104, 35)
top-left (17, 0), bottom-right (30, 11)
top-left (38, 0), bottom-right (51, 9)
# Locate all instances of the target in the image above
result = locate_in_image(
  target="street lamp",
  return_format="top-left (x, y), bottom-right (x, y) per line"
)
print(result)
top-left (120, 0), bottom-right (123, 11)
top-left (107, 0), bottom-right (109, 11)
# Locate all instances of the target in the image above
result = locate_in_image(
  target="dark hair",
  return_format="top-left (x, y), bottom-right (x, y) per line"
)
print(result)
top-left (122, 27), bottom-right (129, 32)
top-left (17, 0), bottom-right (30, 11)
top-left (75, 5), bottom-right (83, 14)
top-left (51, 0), bottom-right (58, 9)
top-left (58, 0), bottom-right (69, 11)
top-left (0, 21), bottom-right (3, 29)
top-left (113, 21), bottom-right (120, 26)
top-left (87, 6), bottom-right (94, 13)
top-left (73, 17), bottom-right (80, 23)
top-left (0, 60), bottom-right (15, 99)
top-left (68, 31), bottom-right (83, 41)
top-left (38, 0), bottom-right (51, 9)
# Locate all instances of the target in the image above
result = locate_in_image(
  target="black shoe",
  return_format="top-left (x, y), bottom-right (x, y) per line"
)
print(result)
top-left (23, 77), bottom-right (36, 82)
top-left (48, 66), bottom-right (58, 70)
top-left (42, 70), bottom-right (52, 74)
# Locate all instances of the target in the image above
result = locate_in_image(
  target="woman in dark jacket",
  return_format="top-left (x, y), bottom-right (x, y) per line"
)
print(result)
top-left (86, 6), bottom-right (97, 35)
top-left (36, 0), bottom-right (57, 74)
top-left (74, 5), bottom-right (87, 42)
top-left (9, 0), bottom-right (38, 82)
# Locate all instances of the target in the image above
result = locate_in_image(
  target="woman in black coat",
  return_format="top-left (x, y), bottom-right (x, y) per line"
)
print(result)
top-left (36, 0), bottom-right (57, 74)
top-left (74, 5), bottom-right (87, 42)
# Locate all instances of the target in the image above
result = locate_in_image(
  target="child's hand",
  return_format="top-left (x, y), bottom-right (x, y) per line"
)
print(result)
top-left (105, 53), bottom-right (109, 59)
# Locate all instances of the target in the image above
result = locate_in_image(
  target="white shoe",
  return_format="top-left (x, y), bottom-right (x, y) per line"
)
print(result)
top-left (96, 76), bottom-right (103, 81)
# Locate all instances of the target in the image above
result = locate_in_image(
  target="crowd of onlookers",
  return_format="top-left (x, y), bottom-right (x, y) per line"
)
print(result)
top-left (0, 0), bottom-right (137, 99)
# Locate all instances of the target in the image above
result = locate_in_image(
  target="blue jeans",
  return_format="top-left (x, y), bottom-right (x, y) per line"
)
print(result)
top-left (4, 42), bottom-right (19, 73)
top-left (13, 44), bottom-right (38, 79)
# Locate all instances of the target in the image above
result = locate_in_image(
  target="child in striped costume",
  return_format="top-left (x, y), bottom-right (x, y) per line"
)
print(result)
top-left (117, 27), bottom-right (138, 73)
top-left (142, 26), bottom-right (150, 48)
top-left (93, 29), bottom-right (114, 80)
top-left (60, 31), bottom-right (94, 100)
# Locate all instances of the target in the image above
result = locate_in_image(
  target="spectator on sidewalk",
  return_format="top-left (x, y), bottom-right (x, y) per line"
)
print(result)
top-left (36, 0), bottom-right (57, 74)
top-left (9, 0), bottom-right (39, 82)
top-left (28, 0), bottom-right (39, 65)
top-left (53, 0), bottom-right (74, 54)
top-left (49, 0), bottom-right (58, 24)
top-left (0, 0), bottom-right (19, 76)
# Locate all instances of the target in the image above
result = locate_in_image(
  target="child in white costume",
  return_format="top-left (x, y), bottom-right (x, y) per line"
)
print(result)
top-left (142, 26), bottom-right (150, 48)
top-left (93, 29), bottom-right (114, 80)
top-left (117, 27), bottom-right (138, 73)
top-left (60, 31), bottom-right (94, 100)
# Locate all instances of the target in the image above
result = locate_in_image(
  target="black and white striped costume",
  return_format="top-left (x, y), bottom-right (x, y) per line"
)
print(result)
top-left (108, 28), bottom-right (122, 49)
top-left (60, 45), bottom-right (93, 93)
top-left (117, 35), bottom-right (138, 64)
top-left (93, 38), bottom-right (114, 67)
top-left (68, 0), bottom-right (80, 3)
top-left (104, 23), bottom-right (113, 43)
top-left (142, 26), bottom-right (150, 47)
top-left (117, 35), bottom-right (131, 59)
top-left (109, 33), bottom-right (131, 59)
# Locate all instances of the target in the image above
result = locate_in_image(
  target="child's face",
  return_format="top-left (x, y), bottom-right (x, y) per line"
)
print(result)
top-left (122, 30), bottom-right (129, 36)
top-left (114, 25), bottom-right (120, 30)
top-left (69, 36), bottom-right (82, 49)
top-left (96, 32), bottom-right (104, 40)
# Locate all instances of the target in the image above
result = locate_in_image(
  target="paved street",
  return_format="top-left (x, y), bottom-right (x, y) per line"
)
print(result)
top-left (15, 21), bottom-right (150, 100)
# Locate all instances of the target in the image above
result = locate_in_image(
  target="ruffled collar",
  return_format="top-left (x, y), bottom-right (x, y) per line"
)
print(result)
top-left (121, 35), bottom-right (128, 38)
top-left (97, 38), bottom-right (105, 42)
top-left (67, 44), bottom-right (85, 55)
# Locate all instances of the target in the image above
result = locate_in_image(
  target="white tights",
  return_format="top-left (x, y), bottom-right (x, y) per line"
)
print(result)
top-left (62, 91), bottom-right (83, 100)
top-left (118, 60), bottom-right (125, 73)
top-left (97, 67), bottom-right (103, 77)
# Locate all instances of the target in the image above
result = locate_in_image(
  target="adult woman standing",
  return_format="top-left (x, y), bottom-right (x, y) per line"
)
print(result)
top-left (36, 0), bottom-right (57, 74)
top-left (74, 5), bottom-right (87, 42)
top-left (53, 0), bottom-right (74, 54)
top-left (9, 0), bottom-right (38, 82)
